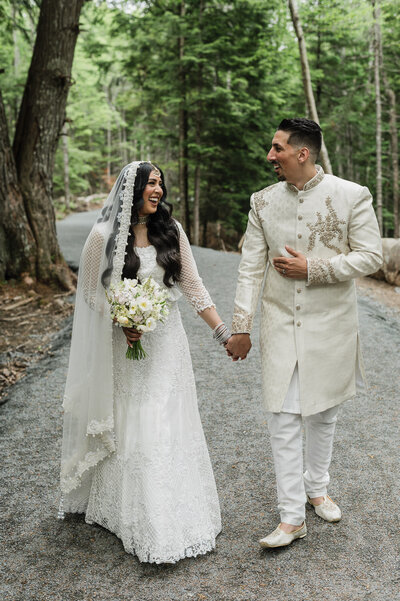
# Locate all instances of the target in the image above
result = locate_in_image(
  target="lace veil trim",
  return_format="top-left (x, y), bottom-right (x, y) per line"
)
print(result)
top-left (60, 161), bottom-right (147, 500)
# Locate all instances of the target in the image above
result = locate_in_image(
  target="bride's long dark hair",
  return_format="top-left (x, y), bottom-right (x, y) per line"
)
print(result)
top-left (101, 162), bottom-right (181, 288)
top-left (122, 162), bottom-right (181, 287)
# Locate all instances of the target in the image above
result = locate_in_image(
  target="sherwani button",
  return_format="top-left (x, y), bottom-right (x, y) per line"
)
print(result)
top-left (297, 233), bottom-right (302, 239)
top-left (296, 321), bottom-right (301, 327)
top-left (299, 198), bottom-right (304, 203)
top-left (296, 305), bottom-right (301, 310)
top-left (297, 288), bottom-right (302, 293)
top-left (298, 215), bottom-right (303, 221)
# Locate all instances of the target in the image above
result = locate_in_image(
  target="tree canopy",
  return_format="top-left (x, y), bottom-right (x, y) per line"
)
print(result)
top-left (0, 0), bottom-right (399, 282)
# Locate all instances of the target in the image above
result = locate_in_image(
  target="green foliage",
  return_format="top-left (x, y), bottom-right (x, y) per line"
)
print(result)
top-left (113, 0), bottom-right (300, 230)
top-left (299, 0), bottom-right (399, 235)
top-left (1, 0), bottom-right (398, 238)
top-left (0, 0), bottom-right (38, 132)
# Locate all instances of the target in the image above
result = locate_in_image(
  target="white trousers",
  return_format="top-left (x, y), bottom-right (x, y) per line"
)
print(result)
top-left (267, 405), bottom-right (339, 525)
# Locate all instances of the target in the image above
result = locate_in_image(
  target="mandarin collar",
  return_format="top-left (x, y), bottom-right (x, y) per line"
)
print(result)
top-left (286, 165), bottom-right (325, 193)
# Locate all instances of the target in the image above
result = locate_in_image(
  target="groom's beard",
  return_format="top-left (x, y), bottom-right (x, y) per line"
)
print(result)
top-left (270, 161), bottom-right (286, 181)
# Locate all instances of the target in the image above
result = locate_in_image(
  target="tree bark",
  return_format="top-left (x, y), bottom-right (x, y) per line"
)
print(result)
top-left (379, 23), bottom-right (398, 237)
top-left (121, 107), bottom-right (128, 166)
top-left (193, 0), bottom-right (204, 247)
top-left (12, 4), bottom-right (21, 123)
top-left (0, 89), bottom-right (36, 281)
top-left (104, 83), bottom-right (113, 185)
top-left (12, 0), bottom-right (84, 287)
top-left (193, 163), bottom-right (201, 246)
top-left (335, 140), bottom-right (343, 179)
top-left (62, 121), bottom-right (70, 210)
top-left (288, 0), bottom-right (332, 174)
top-left (373, 0), bottom-right (383, 235)
top-left (178, 0), bottom-right (190, 237)
top-left (346, 123), bottom-right (354, 182)
top-left (385, 85), bottom-right (399, 238)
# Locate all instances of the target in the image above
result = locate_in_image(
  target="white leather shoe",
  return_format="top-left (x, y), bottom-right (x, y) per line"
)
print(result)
top-left (308, 495), bottom-right (341, 522)
top-left (259, 522), bottom-right (307, 548)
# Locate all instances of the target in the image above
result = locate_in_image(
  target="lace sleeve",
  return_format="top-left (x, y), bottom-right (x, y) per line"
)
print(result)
top-left (177, 223), bottom-right (216, 313)
top-left (80, 227), bottom-right (106, 310)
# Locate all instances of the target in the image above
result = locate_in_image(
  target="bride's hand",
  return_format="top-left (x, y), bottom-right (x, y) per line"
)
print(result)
top-left (122, 326), bottom-right (142, 347)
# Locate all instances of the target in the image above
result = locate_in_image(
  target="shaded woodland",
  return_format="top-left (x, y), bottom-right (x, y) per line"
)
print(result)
top-left (0, 0), bottom-right (399, 285)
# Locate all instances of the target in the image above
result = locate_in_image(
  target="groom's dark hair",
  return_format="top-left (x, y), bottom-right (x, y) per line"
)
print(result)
top-left (278, 118), bottom-right (322, 162)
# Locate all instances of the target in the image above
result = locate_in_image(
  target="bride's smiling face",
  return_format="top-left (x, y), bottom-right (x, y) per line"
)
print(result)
top-left (139, 170), bottom-right (164, 216)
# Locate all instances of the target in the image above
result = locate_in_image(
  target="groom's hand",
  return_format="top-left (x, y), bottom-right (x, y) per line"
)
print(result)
top-left (226, 334), bottom-right (251, 361)
top-left (273, 245), bottom-right (308, 279)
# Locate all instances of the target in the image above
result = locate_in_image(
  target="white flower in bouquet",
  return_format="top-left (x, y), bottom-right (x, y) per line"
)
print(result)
top-left (137, 297), bottom-right (152, 312)
top-left (106, 277), bottom-right (170, 359)
top-left (144, 317), bottom-right (157, 332)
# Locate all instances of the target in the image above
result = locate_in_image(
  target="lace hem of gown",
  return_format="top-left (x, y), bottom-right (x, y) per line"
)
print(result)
top-left (85, 511), bottom-right (220, 564)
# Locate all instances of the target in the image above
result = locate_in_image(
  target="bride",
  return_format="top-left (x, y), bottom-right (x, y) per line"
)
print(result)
top-left (59, 161), bottom-right (230, 563)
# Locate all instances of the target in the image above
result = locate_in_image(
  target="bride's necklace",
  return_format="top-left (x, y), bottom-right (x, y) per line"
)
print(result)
top-left (136, 215), bottom-right (150, 225)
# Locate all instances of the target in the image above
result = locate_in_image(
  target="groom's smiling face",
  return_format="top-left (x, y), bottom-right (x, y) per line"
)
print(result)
top-left (266, 130), bottom-right (300, 183)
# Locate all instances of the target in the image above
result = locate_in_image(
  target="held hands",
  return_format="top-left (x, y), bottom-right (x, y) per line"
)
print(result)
top-left (273, 246), bottom-right (308, 280)
top-left (225, 334), bottom-right (252, 361)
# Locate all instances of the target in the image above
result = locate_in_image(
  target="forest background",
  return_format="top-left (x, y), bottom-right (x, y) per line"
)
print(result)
top-left (0, 0), bottom-right (399, 281)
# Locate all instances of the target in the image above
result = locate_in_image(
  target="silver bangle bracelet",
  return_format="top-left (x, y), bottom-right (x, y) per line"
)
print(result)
top-left (213, 323), bottom-right (231, 345)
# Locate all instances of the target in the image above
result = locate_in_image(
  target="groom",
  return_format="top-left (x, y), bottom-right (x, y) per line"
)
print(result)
top-left (226, 118), bottom-right (383, 548)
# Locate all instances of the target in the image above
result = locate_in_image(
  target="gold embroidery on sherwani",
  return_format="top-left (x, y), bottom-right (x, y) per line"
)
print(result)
top-left (308, 257), bottom-right (339, 285)
top-left (231, 304), bottom-right (253, 333)
top-left (287, 165), bottom-right (325, 193)
top-left (253, 189), bottom-right (269, 221)
top-left (303, 165), bottom-right (324, 191)
top-left (306, 197), bottom-right (346, 254)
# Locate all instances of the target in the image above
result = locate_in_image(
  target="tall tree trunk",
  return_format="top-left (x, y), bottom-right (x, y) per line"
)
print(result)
top-left (193, 0), bottom-right (204, 247)
top-left (202, 215), bottom-right (208, 248)
top-left (288, 0), bottom-right (332, 174)
top-left (12, 4), bottom-right (20, 123)
top-left (121, 108), bottom-right (128, 165)
top-left (373, 0), bottom-right (383, 235)
top-left (316, 21), bottom-right (322, 106)
top-left (12, 0), bottom-right (84, 287)
top-left (193, 164), bottom-right (201, 246)
top-left (379, 25), bottom-right (398, 237)
top-left (106, 121), bottom-right (112, 183)
top-left (384, 85), bottom-right (399, 238)
top-left (335, 140), bottom-right (343, 179)
top-left (0, 89), bottom-right (35, 280)
top-left (62, 121), bottom-right (70, 210)
top-left (178, 0), bottom-right (190, 236)
top-left (104, 84), bottom-right (113, 184)
top-left (346, 124), bottom-right (354, 182)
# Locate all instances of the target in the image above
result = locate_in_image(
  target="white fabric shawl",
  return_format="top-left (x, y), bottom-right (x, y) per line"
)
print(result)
top-left (60, 161), bottom-right (146, 512)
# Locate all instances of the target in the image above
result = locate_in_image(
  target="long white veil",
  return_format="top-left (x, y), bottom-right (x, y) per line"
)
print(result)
top-left (59, 161), bottom-right (145, 514)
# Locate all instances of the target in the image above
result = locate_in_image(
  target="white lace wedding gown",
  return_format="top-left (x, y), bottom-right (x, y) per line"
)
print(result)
top-left (84, 238), bottom-right (221, 563)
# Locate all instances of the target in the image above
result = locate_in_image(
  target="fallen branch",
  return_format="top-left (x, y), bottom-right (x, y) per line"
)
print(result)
top-left (2, 296), bottom-right (39, 311)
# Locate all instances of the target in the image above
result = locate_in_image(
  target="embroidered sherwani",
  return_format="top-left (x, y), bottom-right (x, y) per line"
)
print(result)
top-left (231, 167), bottom-right (383, 417)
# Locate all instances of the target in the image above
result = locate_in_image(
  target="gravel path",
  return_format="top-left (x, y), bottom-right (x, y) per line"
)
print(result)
top-left (1, 234), bottom-right (399, 600)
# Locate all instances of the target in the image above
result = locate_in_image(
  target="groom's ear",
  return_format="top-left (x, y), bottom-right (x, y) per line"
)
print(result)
top-left (297, 146), bottom-right (309, 163)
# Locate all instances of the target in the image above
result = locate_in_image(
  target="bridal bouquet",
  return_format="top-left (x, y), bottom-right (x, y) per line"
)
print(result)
top-left (106, 277), bottom-right (170, 360)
